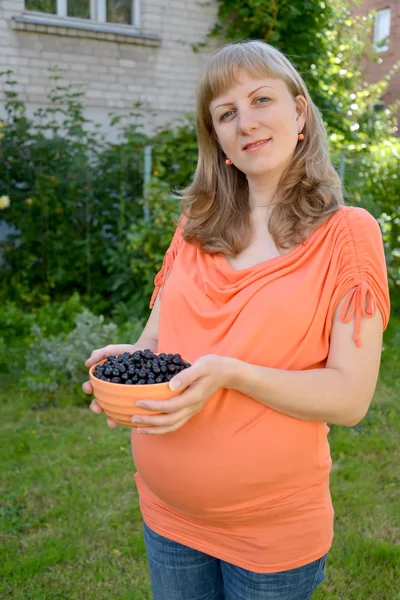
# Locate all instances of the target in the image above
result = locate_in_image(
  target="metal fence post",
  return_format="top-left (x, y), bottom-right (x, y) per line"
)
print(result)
top-left (143, 144), bottom-right (152, 223)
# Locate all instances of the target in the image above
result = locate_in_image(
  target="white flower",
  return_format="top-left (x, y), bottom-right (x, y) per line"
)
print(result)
top-left (0, 195), bottom-right (11, 209)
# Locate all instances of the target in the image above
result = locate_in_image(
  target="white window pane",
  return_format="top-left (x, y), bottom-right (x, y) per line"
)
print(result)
top-left (106, 0), bottom-right (132, 24)
top-left (97, 0), bottom-right (106, 21)
top-left (374, 8), bottom-right (390, 51)
top-left (68, 0), bottom-right (90, 18)
top-left (25, 0), bottom-right (57, 13)
top-left (133, 0), bottom-right (140, 26)
top-left (57, 0), bottom-right (67, 16)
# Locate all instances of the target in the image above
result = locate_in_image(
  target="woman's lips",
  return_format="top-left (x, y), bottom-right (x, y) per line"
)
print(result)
top-left (243, 139), bottom-right (271, 152)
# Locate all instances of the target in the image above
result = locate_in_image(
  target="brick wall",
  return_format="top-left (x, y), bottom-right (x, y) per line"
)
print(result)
top-left (0, 0), bottom-right (221, 136)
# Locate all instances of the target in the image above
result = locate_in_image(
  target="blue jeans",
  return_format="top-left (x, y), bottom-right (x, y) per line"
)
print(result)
top-left (143, 521), bottom-right (327, 600)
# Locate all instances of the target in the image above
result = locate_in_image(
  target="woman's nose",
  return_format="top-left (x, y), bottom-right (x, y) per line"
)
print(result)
top-left (237, 112), bottom-right (259, 135)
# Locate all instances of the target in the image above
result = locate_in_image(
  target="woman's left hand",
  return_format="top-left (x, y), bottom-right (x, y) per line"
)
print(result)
top-left (131, 354), bottom-right (231, 434)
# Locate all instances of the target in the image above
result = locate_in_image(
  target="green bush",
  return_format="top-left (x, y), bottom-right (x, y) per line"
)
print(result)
top-left (0, 292), bottom-right (84, 339)
top-left (0, 70), bottom-right (146, 311)
top-left (0, 293), bottom-right (89, 372)
top-left (151, 116), bottom-right (198, 189)
top-left (0, 292), bottom-right (145, 407)
top-left (0, 71), bottom-right (197, 321)
top-left (21, 306), bottom-right (143, 396)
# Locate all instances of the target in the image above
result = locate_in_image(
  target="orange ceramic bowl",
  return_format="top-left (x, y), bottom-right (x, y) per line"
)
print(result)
top-left (89, 358), bottom-right (183, 427)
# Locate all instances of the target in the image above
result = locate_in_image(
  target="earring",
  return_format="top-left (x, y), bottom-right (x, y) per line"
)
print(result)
top-left (298, 133), bottom-right (304, 141)
top-left (225, 158), bottom-right (232, 165)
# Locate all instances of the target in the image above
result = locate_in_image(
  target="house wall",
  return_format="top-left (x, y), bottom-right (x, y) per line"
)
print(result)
top-left (0, 0), bottom-right (221, 136)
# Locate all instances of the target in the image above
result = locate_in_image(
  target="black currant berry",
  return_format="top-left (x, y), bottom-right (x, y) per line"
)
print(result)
top-left (92, 352), bottom-right (191, 385)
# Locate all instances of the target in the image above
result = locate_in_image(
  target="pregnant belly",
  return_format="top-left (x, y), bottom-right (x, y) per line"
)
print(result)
top-left (131, 401), bottom-right (329, 524)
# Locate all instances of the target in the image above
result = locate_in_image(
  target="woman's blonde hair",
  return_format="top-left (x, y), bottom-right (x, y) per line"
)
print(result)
top-left (177, 40), bottom-right (344, 255)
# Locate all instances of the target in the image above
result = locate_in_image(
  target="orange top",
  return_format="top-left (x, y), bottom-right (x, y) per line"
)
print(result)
top-left (131, 206), bottom-right (390, 573)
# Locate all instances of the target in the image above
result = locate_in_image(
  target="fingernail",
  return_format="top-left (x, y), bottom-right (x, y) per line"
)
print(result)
top-left (131, 417), bottom-right (143, 424)
top-left (169, 378), bottom-right (181, 391)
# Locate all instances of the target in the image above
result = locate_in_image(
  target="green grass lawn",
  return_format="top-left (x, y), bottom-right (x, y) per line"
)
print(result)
top-left (1, 345), bottom-right (399, 600)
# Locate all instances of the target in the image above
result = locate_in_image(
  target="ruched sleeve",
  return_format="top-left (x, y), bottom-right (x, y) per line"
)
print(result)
top-left (149, 217), bottom-right (185, 309)
top-left (333, 207), bottom-right (390, 347)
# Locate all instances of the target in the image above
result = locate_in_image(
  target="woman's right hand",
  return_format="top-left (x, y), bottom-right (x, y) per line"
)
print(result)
top-left (83, 343), bottom-right (148, 428)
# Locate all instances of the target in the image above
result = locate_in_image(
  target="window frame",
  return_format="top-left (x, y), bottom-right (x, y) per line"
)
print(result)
top-left (373, 7), bottom-right (391, 53)
top-left (24, 0), bottom-right (141, 29)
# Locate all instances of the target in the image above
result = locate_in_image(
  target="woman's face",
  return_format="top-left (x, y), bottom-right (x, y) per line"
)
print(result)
top-left (210, 69), bottom-right (307, 180)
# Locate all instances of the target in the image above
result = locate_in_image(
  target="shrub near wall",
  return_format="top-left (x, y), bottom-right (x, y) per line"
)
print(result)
top-left (151, 116), bottom-right (198, 189)
top-left (0, 71), bottom-right (147, 312)
top-left (0, 70), bottom-right (199, 320)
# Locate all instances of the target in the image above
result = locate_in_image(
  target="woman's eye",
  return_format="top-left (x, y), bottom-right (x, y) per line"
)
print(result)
top-left (255, 97), bottom-right (270, 104)
top-left (220, 110), bottom-right (234, 121)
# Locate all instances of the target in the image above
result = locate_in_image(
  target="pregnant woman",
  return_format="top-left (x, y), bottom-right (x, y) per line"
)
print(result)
top-left (83, 40), bottom-right (390, 600)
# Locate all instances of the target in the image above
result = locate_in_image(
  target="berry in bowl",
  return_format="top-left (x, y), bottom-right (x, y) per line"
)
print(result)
top-left (89, 349), bottom-right (191, 427)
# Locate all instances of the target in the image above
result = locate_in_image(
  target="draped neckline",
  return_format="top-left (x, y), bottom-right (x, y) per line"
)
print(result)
top-left (216, 207), bottom-right (344, 274)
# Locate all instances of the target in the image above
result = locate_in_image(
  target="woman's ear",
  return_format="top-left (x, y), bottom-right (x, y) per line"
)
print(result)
top-left (295, 95), bottom-right (308, 130)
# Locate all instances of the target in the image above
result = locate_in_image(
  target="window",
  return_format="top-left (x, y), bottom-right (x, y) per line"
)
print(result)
top-left (25, 0), bottom-right (140, 27)
top-left (374, 8), bottom-right (391, 52)
top-left (373, 100), bottom-right (385, 113)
